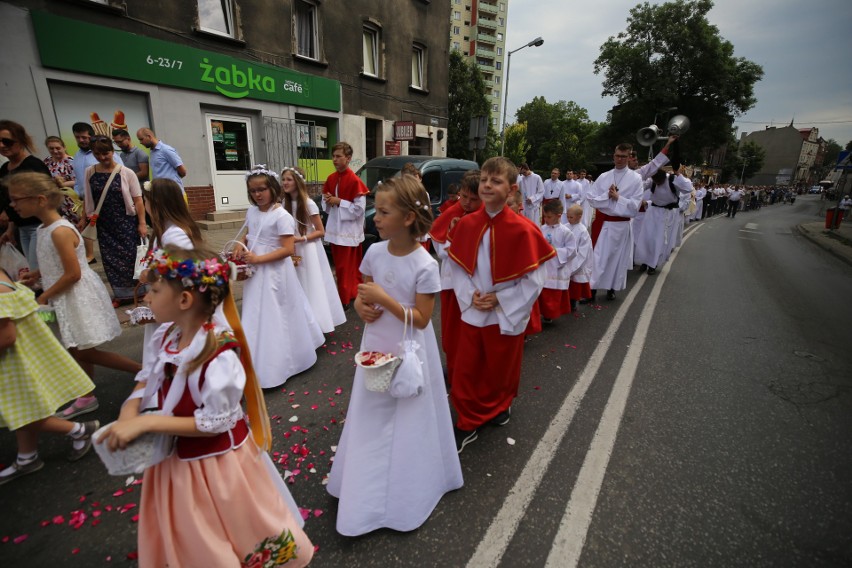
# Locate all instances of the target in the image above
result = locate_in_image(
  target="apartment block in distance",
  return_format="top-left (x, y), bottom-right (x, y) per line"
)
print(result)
top-left (449, 0), bottom-right (509, 127)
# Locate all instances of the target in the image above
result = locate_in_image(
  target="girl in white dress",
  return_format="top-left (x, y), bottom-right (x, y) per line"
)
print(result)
top-left (8, 172), bottom-right (141, 419)
top-left (240, 166), bottom-right (323, 388)
top-left (327, 175), bottom-right (463, 536)
top-left (280, 166), bottom-right (345, 333)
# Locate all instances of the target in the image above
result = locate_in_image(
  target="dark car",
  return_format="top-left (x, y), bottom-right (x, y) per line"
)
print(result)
top-left (359, 155), bottom-right (479, 248)
top-left (317, 155), bottom-right (478, 251)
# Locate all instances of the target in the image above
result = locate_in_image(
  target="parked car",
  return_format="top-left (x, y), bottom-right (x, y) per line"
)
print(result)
top-left (316, 155), bottom-right (479, 251)
top-left (808, 185), bottom-right (822, 194)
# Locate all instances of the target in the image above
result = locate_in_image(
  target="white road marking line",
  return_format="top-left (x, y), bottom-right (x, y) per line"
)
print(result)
top-left (738, 237), bottom-right (758, 241)
top-left (544, 229), bottom-right (697, 568)
top-left (465, 266), bottom-right (651, 568)
top-left (744, 222), bottom-right (759, 230)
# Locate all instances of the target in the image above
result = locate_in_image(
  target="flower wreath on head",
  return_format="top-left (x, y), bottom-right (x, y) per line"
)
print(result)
top-left (245, 164), bottom-right (279, 181)
top-left (280, 166), bottom-right (305, 182)
top-left (144, 248), bottom-right (231, 291)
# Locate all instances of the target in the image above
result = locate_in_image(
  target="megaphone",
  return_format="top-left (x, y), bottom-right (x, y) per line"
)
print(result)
top-left (667, 115), bottom-right (690, 136)
top-left (636, 124), bottom-right (662, 147)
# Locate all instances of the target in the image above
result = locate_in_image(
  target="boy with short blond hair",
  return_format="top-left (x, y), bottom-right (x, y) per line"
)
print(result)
top-left (446, 157), bottom-right (554, 452)
top-left (322, 142), bottom-right (369, 305)
top-left (565, 203), bottom-right (594, 308)
top-left (538, 200), bottom-right (576, 322)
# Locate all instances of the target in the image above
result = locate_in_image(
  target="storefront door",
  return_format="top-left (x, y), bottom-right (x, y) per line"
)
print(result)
top-left (206, 114), bottom-right (254, 210)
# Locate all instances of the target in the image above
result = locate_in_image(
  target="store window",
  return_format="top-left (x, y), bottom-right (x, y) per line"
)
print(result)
top-left (363, 25), bottom-right (381, 77)
top-left (295, 0), bottom-right (319, 59)
top-left (210, 119), bottom-right (252, 171)
top-left (411, 44), bottom-right (426, 89)
top-left (197, 0), bottom-right (236, 37)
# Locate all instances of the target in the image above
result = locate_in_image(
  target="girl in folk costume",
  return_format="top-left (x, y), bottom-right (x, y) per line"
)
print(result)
top-left (137, 178), bottom-right (206, 375)
top-left (0, 266), bottom-right (99, 485)
top-left (280, 166), bottom-right (346, 333)
top-left (8, 173), bottom-right (140, 420)
top-left (327, 176), bottom-right (463, 536)
top-left (565, 204), bottom-right (594, 308)
top-left (538, 200), bottom-right (577, 322)
top-left (240, 166), bottom-right (323, 388)
top-left (98, 247), bottom-right (313, 567)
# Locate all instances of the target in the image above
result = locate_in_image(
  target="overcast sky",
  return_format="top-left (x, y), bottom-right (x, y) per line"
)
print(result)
top-left (501, 0), bottom-right (852, 147)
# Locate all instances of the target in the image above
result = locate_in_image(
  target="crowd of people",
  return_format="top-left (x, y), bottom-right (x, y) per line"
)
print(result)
top-left (2, 115), bottom-right (803, 565)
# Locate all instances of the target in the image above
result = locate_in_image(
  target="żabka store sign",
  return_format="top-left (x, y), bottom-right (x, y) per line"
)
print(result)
top-left (31, 11), bottom-right (340, 112)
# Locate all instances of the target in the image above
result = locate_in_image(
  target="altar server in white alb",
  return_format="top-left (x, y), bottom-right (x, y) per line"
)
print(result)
top-left (586, 143), bottom-right (644, 301)
top-left (635, 168), bottom-right (693, 274)
top-left (575, 169), bottom-right (593, 229)
top-left (560, 170), bottom-right (583, 223)
top-left (517, 163), bottom-right (544, 224)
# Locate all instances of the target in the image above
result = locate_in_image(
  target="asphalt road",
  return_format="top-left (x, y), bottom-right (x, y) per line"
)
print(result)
top-left (1, 195), bottom-right (850, 567)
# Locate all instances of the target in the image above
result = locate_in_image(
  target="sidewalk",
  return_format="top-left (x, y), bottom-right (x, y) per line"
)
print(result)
top-left (797, 216), bottom-right (852, 267)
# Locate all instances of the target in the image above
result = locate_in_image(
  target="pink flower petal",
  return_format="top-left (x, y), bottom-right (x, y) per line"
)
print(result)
top-left (13, 534), bottom-right (28, 544)
top-left (112, 489), bottom-right (125, 497)
top-left (78, 495), bottom-right (86, 503)
top-left (131, 514), bottom-right (139, 523)
top-left (127, 551), bottom-right (139, 560)
top-left (329, 351), bottom-right (337, 355)
top-left (1, 536), bottom-right (9, 543)
top-left (91, 519), bottom-right (101, 527)
top-left (313, 509), bottom-right (323, 517)
top-left (334, 387), bottom-right (343, 395)
top-left (91, 510), bottom-right (102, 518)
top-left (119, 503), bottom-right (137, 514)
top-left (71, 547), bottom-right (81, 555)
top-left (40, 520), bottom-right (51, 528)
top-left (299, 508), bottom-right (310, 520)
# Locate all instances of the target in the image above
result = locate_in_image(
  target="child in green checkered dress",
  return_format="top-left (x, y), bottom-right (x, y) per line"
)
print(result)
top-left (0, 268), bottom-right (100, 484)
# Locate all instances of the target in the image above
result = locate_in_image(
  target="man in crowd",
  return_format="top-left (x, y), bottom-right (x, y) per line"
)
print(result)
top-left (112, 129), bottom-right (149, 184)
top-left (136, 127), bottom-right (187, 191)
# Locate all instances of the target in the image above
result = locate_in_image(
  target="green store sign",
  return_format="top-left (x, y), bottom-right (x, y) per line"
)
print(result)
top-left (31, 11), bottom-right (340, 112)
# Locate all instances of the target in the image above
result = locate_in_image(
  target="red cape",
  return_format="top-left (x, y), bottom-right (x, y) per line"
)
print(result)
top-left (447, 206), bottom-right (555, 284)
top-left (430, 201), bottom-right (481, 244)
top-left (323, 168), bottom-right (369, 201)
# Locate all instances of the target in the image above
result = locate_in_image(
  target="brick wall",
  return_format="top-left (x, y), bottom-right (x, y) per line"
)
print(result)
top-left (186, 185), bottom-right (215, 220)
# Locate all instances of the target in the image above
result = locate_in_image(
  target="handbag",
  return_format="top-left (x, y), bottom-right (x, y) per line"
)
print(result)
top-left (389, 307), bottom-right (425, 399)
top-left (132, 237), bottom-right (150, 280)
top-left (81, 164), bottom-right (121, 241)
top-left (92, 414), bottom-right (174, 476)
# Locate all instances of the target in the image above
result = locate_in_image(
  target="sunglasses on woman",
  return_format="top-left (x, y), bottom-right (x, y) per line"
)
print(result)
top-left (0, 138), bottom-right (18, 147)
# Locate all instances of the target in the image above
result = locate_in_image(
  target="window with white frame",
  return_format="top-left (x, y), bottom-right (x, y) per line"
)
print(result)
top-left (295, 0), bottom-right (319, 59)
top-left (500, 2), bottom-right (506, 11)
top-left (497, 47), bottom-right (503, 56)
top-left (411, 44), bottom-right (426, 89)
top-left (453, 42), bottom-right (460, 50)
top-left (198, 0), bottom-right (235, 37)
top-left (497, 32), bottom-right (503, 41)
top-left (495, 76), bottom-right (501, 84)
top-left (363, 25), bottom-right (381, 77)
top-left (453, 26), bottom-right (460, 35)
top-left (496, 61), bottom-right (502, 70)
top-left (453, 11), bottom-right (460, 20)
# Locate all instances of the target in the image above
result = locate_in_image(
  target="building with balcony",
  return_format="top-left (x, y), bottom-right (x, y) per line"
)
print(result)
top-left (449, 0), bottom-right (509, 127)
top-left (1, 0), bottom-right (450, 218)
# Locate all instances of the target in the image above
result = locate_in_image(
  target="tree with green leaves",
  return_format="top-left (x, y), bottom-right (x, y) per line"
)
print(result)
top-left (502, 122), bottom-right (531, 168)
top-left (447, 50), bottom-right (497, 161)
top-left (513, 97), bottom-right (600, 174)
top-left (721, 139), bottom-right (765, 183)
top-left (593, 0), bottom-right (763, 163)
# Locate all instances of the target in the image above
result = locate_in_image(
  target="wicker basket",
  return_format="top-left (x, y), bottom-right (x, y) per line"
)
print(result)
top-left (221, 240), bottom-right (256, 281)
top-left (125, 282), bottom-right (156, 326)
top-left (355, 351), bottom-right (401, 392)
top-left (93, 421), bottom-right (174, 476)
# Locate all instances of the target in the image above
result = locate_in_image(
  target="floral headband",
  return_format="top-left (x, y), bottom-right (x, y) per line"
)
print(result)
top-left (145, 248), bottom-right (230, 291)
top-left (245, 164), bottom-right (279, 181)
top-left (280, 166), bottom-right (305, 182)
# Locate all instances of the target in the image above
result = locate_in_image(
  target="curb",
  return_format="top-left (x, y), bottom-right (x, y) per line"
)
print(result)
top-left (796, 223), bottom-right (852, 268)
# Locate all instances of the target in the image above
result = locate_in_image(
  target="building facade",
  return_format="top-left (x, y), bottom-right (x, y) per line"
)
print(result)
top-left (1, 0), bottom-right (449, 217)
top-left (741, 125), bottom-right (820, 187)
top-left (449, 0), bottom-right (509, 128)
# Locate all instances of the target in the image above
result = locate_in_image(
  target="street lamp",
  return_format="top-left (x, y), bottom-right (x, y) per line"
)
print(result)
top-left (739, 157), bottom-right (748, 185)
top-left (499, 36), bottom-right (544, 156)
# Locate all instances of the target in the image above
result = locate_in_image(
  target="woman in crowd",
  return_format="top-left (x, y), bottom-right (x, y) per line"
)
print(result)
top-left (81, 137), bottom-right (146, 306)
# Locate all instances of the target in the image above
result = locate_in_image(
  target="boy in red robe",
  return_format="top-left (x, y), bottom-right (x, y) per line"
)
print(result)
top-left (429, 170), bottom-right (482, 388)
top-left (446, 157), bottom-right (555, 452)
top-left (322, 142), bottom-right (369, 305)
